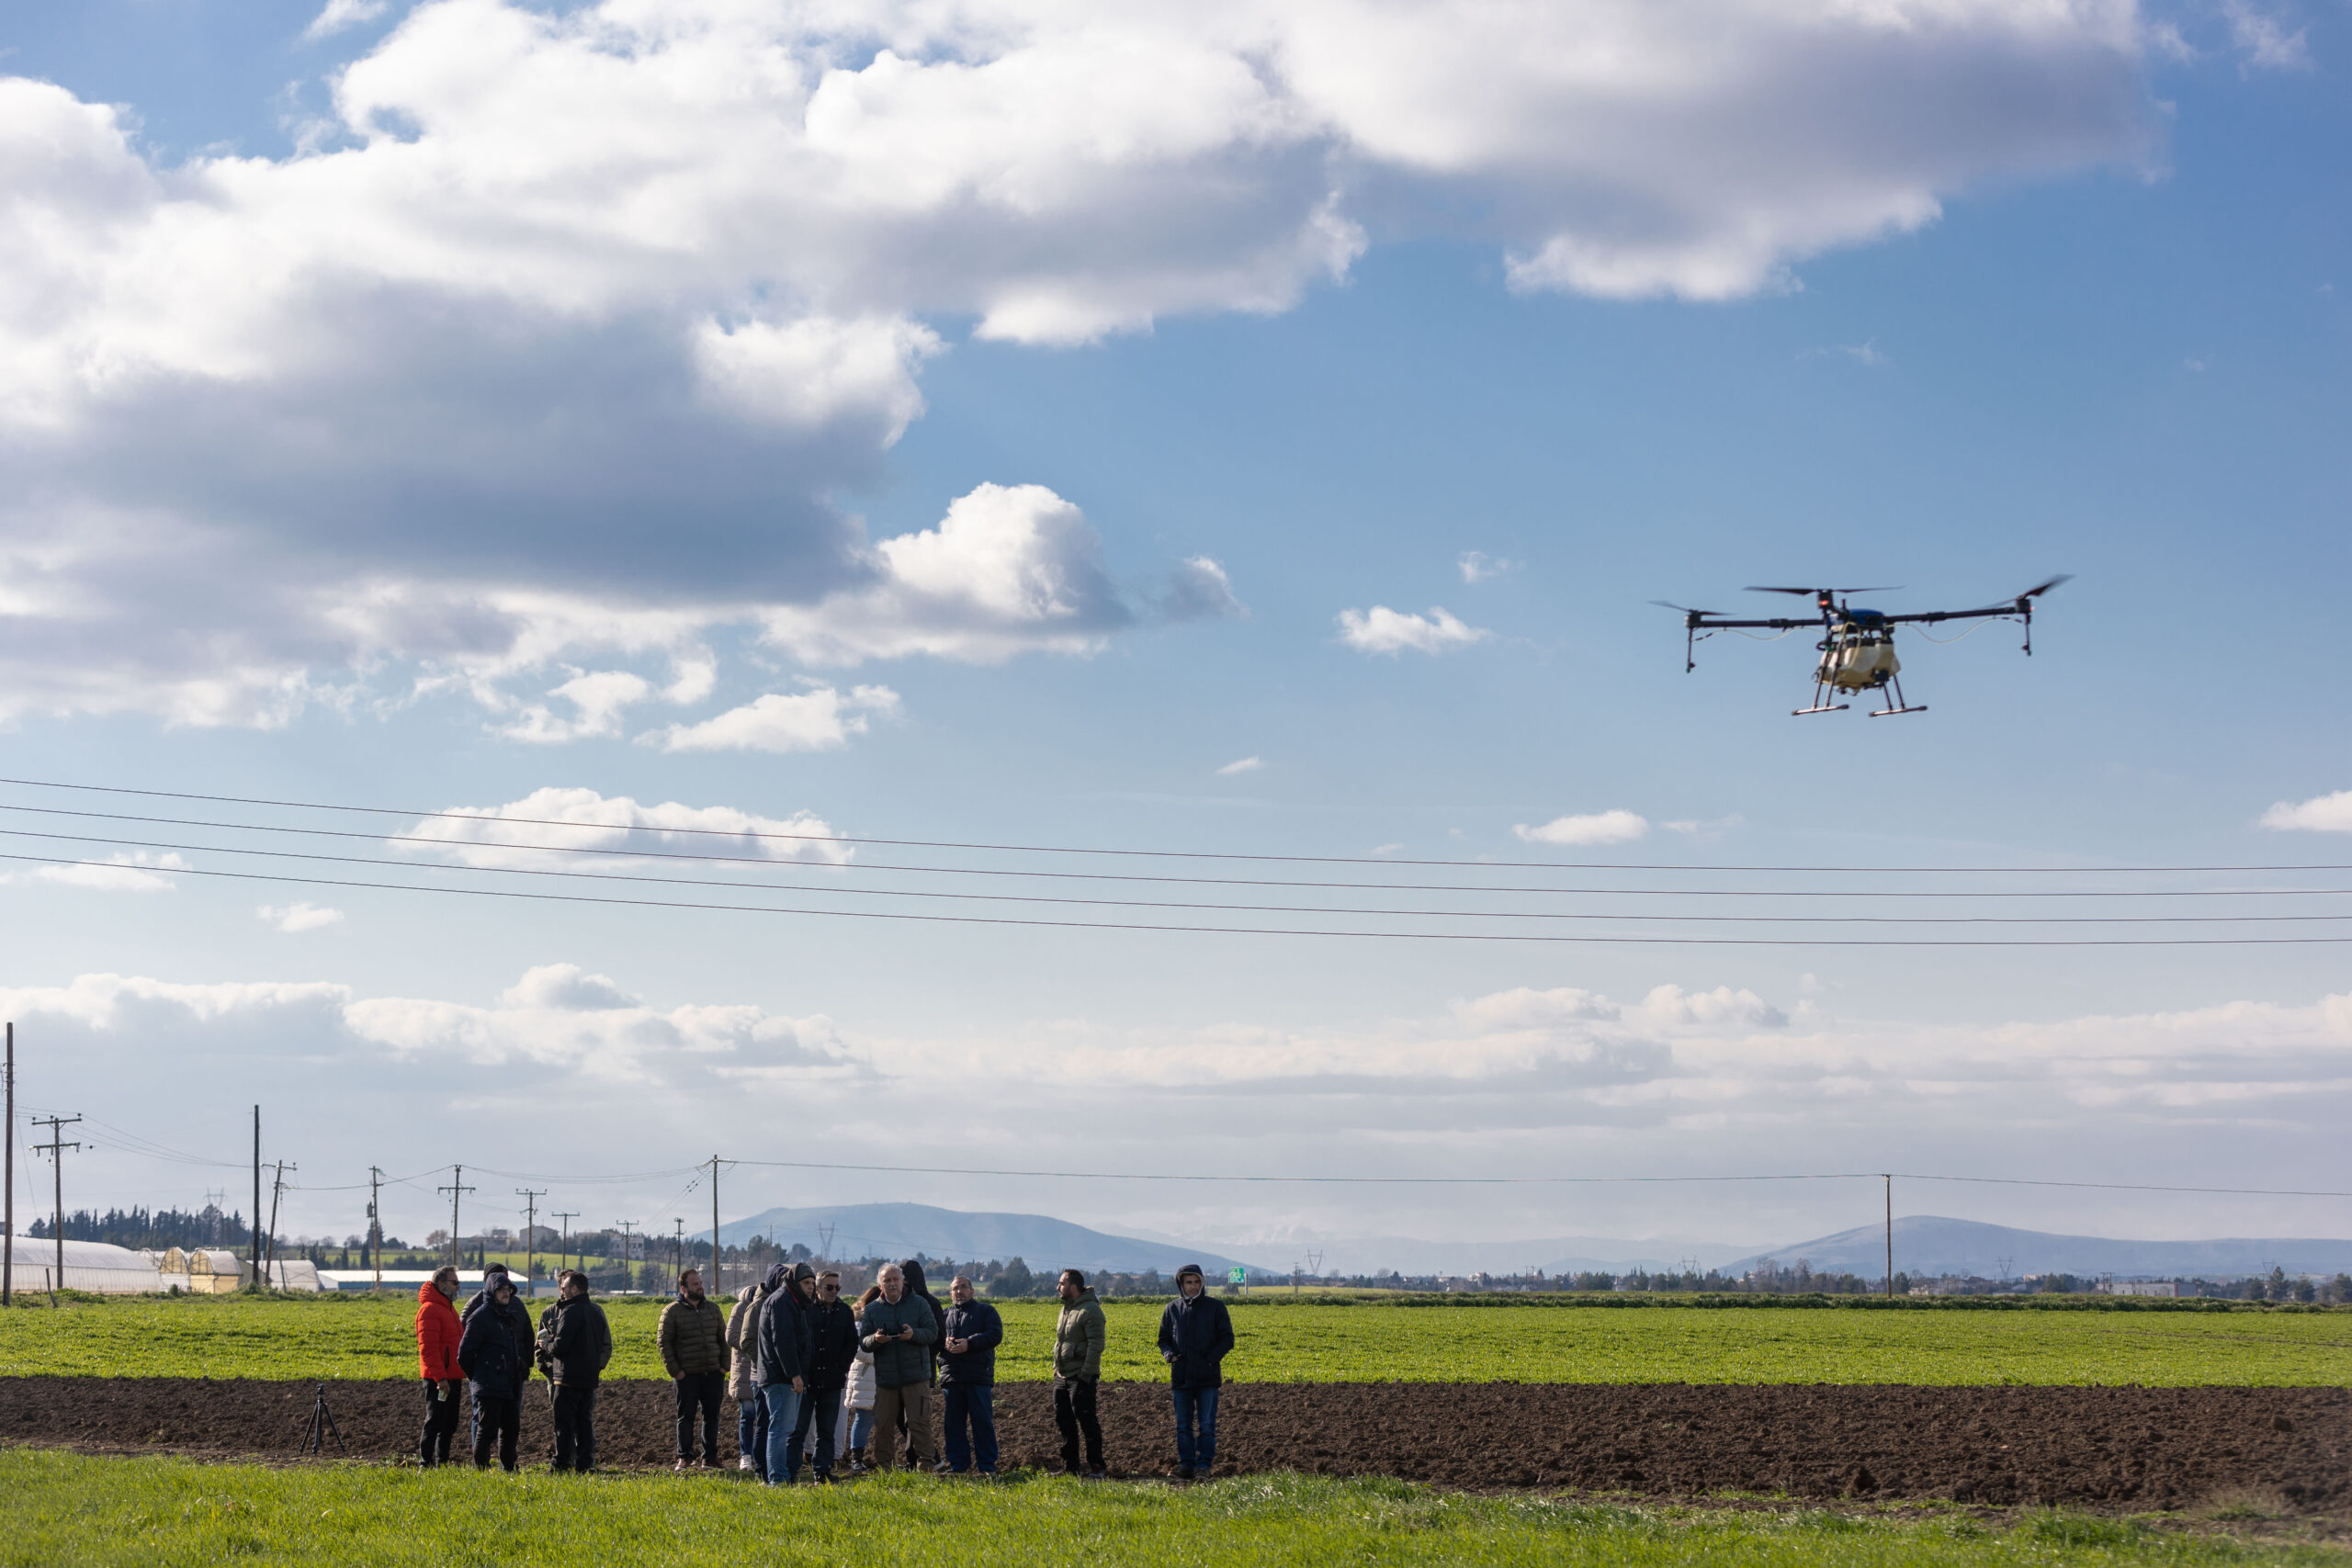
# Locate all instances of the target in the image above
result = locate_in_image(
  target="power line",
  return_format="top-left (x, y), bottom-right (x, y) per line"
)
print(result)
top-left (14, 826), bottom-right (2352, 925)
top-left (6, 800), bottom-right (2348, 900)
top-left (4, 773), bottom-right (2348, 875)
top-left (720, 1156), bottom-right (2352, 1199)
top-left (15, 849), bottom-right (2352, 945)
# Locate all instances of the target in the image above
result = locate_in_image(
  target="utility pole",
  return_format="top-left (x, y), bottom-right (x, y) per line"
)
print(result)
top-left (1306, 1249), bottom-right (1324, 1286)
top-left (436, 1166), bottom-right (474, 1270)
top-left (265, 1166), bottom-right (296, 1288)
top-left (368, 1168), bottom-right (384, 1291)
top-left (516, 1189), bottom-right (544, 1296)
top-left (3, 1021), bottom-right (14, 1306)
top-left (673, 1217), bottom-right (685, 1277)
top-left (552, 1211), bottom-right (578, 1280)
top-left (32, 1112), bottom-right (81, 1297)
top-left (1884, 1174), bottom-right (1894, 1300)
top-left (616, 1218), bottom-right (639, 1285)
top-left (250, 1105), bottom-right (262, 1291)
top-left (708, 1156), bottom-right (722, 1293)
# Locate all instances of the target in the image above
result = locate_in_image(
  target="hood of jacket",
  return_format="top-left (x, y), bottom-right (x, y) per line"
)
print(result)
top-left (416, 1280), bottom-right (451, 1309)
top-left (763, 1261), bottom-right (791, 1294)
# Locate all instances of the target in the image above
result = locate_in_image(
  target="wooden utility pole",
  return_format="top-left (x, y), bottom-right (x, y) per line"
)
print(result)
top-left (436, 1166), bottom-right (474, 1270)
top-left (4, 1021), bottom-right (15, 1306)
top-left (708, 1156), bottom-right (722, 1293)
top-left (250, 1106), bottom-right (262, 1291)
top-left (1884, 1174), bottom-right (1894, 1300)
top-left (368, 1167), bottom-right (385, 1291)
top-left (32, 1113), bottom-right (81, 1297)
top-left (552, 1212), bottom-right (578, 1279)
top-left (673, 1217), bottom-right (685, 1278)
top-left (262, 1161), bottom-right (294, 1285)
top-left (516, 1189), bottom-right (545, 1295)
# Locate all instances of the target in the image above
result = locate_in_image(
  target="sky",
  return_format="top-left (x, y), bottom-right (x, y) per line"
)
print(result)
top-left (0, 0), bottom-right (2346, 1271)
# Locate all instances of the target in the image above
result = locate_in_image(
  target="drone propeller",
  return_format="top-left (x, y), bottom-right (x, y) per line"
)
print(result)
top-left (2014, 574), bottom-right (2073, 601)
top-left (1648, 599), bottom-right (1720, 615)
top-left (1743, 584), bottom-right (1902, 597)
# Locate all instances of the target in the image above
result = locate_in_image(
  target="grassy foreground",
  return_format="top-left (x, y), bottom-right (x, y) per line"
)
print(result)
top-left (2, 1449), bottom-right (2338, 1568)
top-left (4, 1292), bottom-right (2346, 1385)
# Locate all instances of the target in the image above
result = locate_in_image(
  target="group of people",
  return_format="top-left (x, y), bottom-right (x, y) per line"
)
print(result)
top-left (413, 1257), bottom-right (1237, 1483)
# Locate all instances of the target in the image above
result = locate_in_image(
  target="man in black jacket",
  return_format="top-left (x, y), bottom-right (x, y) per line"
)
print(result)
top-left (458, 1272), bottom-right (531, 1471)
top-left (537, 1269), bottom-right (613, 1472)
top-left (1157, 1262), bottom-right (1236, 1481)
top-left (788, 1266), bottom-right (858, 1483)
top-left (752, 1260), bottom-right (811, 1486)
top-left (939, 1273), bottom-right (1004, 1475)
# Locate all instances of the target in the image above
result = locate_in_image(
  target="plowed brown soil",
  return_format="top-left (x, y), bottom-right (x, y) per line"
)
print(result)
top-left (2, 1378), bottom-right (2343, 1513)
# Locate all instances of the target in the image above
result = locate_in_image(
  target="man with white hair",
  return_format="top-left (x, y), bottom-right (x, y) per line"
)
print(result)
top-left (856, 1262), bottom-right (939, 1472)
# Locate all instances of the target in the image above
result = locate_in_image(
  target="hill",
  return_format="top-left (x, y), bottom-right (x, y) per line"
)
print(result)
top-left (716, 1202), bottom-right (1246, 1278)
top-left (1727, 1215), bottom-right (2352, 1280)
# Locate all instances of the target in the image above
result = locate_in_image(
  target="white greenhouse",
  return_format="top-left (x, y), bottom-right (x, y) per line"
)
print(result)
top-left (3, 1237), bottom-right (170, 1294)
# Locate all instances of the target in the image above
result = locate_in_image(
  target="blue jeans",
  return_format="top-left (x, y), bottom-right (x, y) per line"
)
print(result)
top-left (740, 1395), bottom-right (767, 1478)
top-left (848, 1407), bottom-right (874, 1453)
top-left (943, 1383), bottom-right (997, 1473)
top-left (760, 1384), bottom-right (803, 1485)
top-left (1172, 1385), bottom-right (1219, 1472)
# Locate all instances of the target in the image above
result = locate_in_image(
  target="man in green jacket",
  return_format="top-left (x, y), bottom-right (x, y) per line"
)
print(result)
top-left (660, 1267), bottom-right (730, 1470)
top-left (1052, 1269), bottom-right (1106, 1478)
top-left (857, 1262), bottom-right (939, 1472)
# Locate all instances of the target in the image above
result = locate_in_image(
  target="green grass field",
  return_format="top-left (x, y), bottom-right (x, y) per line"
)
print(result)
top-left (2, 1449), bottom-right (2338, 1568)
top-left (4, 1292), bottom-right (2346, 1385)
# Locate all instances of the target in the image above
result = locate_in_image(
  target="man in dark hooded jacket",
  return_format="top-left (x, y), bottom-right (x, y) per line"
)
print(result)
top-left (458, 1262), bottom-right (533, 1461)
top-left (537, 1269), bottom-right (612, 1472)
top-left (458, 1271), bottom-right (531, 1471)
top-left (1157, 1263), bottom-right (1236, 1480)
top-left (789, 1265), bottom-right (858, 1483)
top-left (752, 1260), bottom-right (811, 1485)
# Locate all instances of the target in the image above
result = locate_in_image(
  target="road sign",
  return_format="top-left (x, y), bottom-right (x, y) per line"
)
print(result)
top-left (1227, 1266), bottom-right (1247, 1285)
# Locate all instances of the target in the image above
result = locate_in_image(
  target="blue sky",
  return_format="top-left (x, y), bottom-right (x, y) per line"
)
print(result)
top-left (0, 0), bottom-right (2345, 1267)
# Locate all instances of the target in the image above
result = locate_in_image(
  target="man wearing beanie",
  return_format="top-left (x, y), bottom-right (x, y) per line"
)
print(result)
top-left (1157, 1263), bottom-right (1235, 1482)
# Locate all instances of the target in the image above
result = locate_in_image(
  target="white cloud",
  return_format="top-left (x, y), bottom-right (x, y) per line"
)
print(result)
top-left (256, 902), bottom-right (345, 932)
top-left (1335, 605), bottom-right (1490, 656)
top-left (1216, 756), bottom-right (1264, 775)
top-left (2260, 790), bottom-right (2352, 833)
top-left (304, 0), bottom-right (390, 40)
top-left (1457, 551), bottom-right (1521, 584)
top-left (497, 669), bottom-right (654, 744)
top-left (0, 2), bottom-right (2157, 723)
top-left (393, 786), bottom-right (854, 868)
top-left (762, 484), bottom-right (1125, 665)
top-left (643, 684), bottom-right (900, 753)
top-left (22, 852), bottom-right (189, 892)
top-left (1513, 809), bottom-right (1649, 846)
top-left (2222, 0), bottom-right (2310, 69)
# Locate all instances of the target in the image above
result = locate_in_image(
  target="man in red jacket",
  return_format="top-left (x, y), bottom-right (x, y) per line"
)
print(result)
top-left (414, 1266), bottom-right (463, 1467)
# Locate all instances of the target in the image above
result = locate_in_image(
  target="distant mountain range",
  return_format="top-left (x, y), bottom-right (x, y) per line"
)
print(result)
top-left (1726, 1215), bottom-right (2352, 1281)
top-left (708, 1203), bottom-right (2352, 1283)
top-left (717, 1202), bottom-right (1246, 1277)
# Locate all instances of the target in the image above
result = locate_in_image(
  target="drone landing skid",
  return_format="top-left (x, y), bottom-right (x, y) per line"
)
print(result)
top-left (1792, 701), bottom-right (1849, 716)
top-left (1868, 671), bottom-right (1926, 717)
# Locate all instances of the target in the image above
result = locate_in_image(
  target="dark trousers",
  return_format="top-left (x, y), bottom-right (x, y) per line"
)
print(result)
top-left (552, 1383), bottom-right (598, 1472)
top-left (944, 1382), bottom-right (998, 1473)
top-left (673, 1371), bottom-right (723, 1461)
top-left (1171, 1384), bottom-right (1219, 1472)
top-left (790, 1384), bottom-right (843, 1479)
top-left (418, 1379), bottom-right (461, 1466)
top-left (1054, 1376), bottom-right (1102, 1472)
top-left (470, 1392), bottom-right (519, 1471)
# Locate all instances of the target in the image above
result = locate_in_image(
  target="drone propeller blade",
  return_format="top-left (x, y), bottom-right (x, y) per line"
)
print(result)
top-left (2016, 573), bottom-right (2073, 600)
top-left (1648, 599), bottom-right (1720, 615)
top-left (1743, 586), bottom-right (1821, 596)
